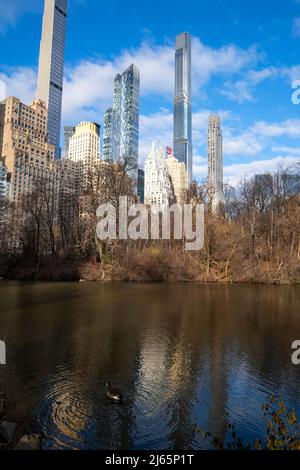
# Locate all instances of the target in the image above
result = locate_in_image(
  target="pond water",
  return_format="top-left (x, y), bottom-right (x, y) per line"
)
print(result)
top-left (0, 282), bottom-right (299, 450)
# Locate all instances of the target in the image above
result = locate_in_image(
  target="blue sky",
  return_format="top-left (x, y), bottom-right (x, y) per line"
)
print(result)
top-left (1, 0), bottom-right (300, 184)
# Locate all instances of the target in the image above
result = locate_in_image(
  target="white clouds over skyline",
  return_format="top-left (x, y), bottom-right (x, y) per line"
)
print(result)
top-left (0, 32), bottom-right (299, 186)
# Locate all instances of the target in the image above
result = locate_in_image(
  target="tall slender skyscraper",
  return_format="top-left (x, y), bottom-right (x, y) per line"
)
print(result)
top-left (208, 115), bottom-right (224, 212)
top-left (104, 64), bottom-right (140, 178)
top-left (173, 32), bottom-right (193, 183)
top-left (37, 0), bottom-right (68, 159)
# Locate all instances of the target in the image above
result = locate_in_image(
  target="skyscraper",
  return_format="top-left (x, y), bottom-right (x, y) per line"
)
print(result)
top-left (103, 108), bottom-right (119, 162)
top-left (173, 32), bottom-right (193, 183)
top-left (0, 161), bottom-right (8, 206)
top-left (0, 161), bottom-right (9, 223)
top-left (104, 64), bottom-right (140, 178)
top-left (137, 168), bottom-right (145, 203)
top-left (208, 115), bottom-right (224, 212)
top-left (68, 121), bottom-right (101, 189)
top-left (37, 0), bottom-right (68, 159)
top-left (0, 97), bottom-right (55, 206)
top-left (63, 126), bottom-right (75, 158)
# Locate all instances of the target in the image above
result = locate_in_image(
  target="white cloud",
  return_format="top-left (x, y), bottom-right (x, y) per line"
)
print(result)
top-left (193, 155), bottom-right (300, 187)
top-left (0, 0), bottom-right (41, 34)
top-left (191, 38), bottom-right (258, 89)
top-left (224, 132), bottom-right (264, 157)
top-left (221, 67), bottom-right (280, 103)
top-left (271, 145), bottom-right (300, 155)
top-left (0, 67), bottom-right (37, 104)
top-left (62, 37), bottom-right (258, 121)
top-left (252, 119), bottom-right (300, 138)
top-left (224, 156), bottom-right (300, 187)
top-left (221, 80), bottom-right (254, 103)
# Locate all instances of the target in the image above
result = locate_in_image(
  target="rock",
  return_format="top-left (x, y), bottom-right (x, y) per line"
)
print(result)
top-left (0, 421), bottom-right (17, 445)
top-left (15, 434), bottom-right (42, 451)
top-left (0, 399), bottom-right (6, 417)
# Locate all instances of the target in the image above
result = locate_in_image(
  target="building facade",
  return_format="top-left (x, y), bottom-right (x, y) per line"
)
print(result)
top-left (282, 173), bottom-right (300, 196)
top-left (0, 161), bottom-right (8, 207)
top-left (103, 107), bottom-right (119, 162)
top-left (165, 154), bottom-right (188, 204)
top-left (173, 32), bottom-right (193, 183)
top-left (137, 168), bottom-right (145, 203)
top-left (37, 0), bottom-right (68, 159)
top-left (144, 142), bottom-right (172, 206)
top-left (208, 115), bottom-right (224, 212)
top-left (0, 97), bottom-right (55, 206)
top-left (64, 126), bottom-right (75, 158)
top-left (104, 64), bottom-right (140, 179)
top-left (55, 158), bottom-right (79, 238)
top-left (68, 121), bottom-right (101, 189)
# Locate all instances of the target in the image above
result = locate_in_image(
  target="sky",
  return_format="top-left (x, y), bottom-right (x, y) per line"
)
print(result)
top-left (0, 0), bottom-right (300, 185)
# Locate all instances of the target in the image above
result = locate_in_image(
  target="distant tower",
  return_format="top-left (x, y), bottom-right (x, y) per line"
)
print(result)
top-left (37, 0), bottom-right (68, 159)
top-left (208, 116), bottom-right (224, 211)
top-left (173, 32), bottom-right (193, 183)
top-left (137, 168), bottom-right (145, 203)
top-left (64, 126), bottom-right (75, 158)
top-left (68, 121), bottom-right (101, 188)
top-left (103, 65), bottom-right (140, 179)
top-left (0, 161), bottom-right (9, 210)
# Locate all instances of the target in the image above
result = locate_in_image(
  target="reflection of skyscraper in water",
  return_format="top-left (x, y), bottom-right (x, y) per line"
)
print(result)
top-left (103, 65), bottom-right (140, 180)
top-left (173, 33), bottom-right (193, 183)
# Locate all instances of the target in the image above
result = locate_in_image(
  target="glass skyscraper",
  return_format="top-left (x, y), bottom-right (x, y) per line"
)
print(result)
top-left (173, 32), bottom-right (193, 183)
top-left (103, 107), bottom-right (120, 162)
top-left (37, 0), bottom-right (68, 159)
top-left (104, 64), bottom-right (140, 177)
top-left (137, 168), bottom-right (145, 203)
top-left (0, 161), bottom-right (8, 205)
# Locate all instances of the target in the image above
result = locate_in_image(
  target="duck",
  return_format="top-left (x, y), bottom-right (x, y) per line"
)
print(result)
top-left (105, 382), bottom-right (123, 403)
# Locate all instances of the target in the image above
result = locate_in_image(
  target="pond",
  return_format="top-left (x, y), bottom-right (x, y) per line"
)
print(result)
top-left (0, 282), bottom-right (299, 450)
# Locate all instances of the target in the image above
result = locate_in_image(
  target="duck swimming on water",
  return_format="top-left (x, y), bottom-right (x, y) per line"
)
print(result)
top-left (105, 382), bottom-right (123, 403)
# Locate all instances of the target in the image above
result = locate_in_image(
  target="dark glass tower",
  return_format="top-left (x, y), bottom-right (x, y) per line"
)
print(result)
top-left (173, 32), bottom-right (193, 182)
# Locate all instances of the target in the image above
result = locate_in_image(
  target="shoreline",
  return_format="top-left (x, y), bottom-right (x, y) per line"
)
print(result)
top-left (1, 277), bottom-right (300, 286)
top-left (2, 252), bottom-right (300, 286)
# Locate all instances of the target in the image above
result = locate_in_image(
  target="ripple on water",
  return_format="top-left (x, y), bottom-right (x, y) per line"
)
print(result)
top-left (32, 376), bottom-right (164, 450)
top-left (35, 380), bottom-right (98, 450)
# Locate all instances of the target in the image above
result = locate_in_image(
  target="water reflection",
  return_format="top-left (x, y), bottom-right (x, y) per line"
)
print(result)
top-left (0, 282), bottom-right (299, 449)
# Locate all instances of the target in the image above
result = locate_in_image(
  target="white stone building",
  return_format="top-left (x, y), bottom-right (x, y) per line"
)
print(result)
top-left (144, 143), bottom-right (172, 206)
